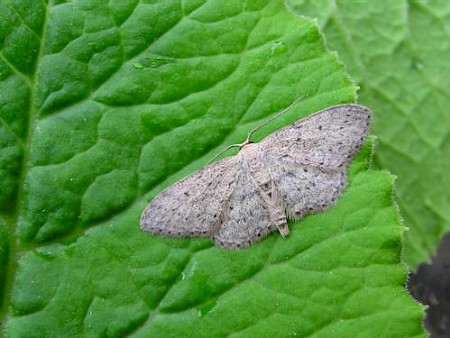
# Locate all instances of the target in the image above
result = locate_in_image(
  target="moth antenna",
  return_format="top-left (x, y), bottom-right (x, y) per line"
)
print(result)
top-left (246, 95), bottom-right (305, 142)
top-left (208, 95), bottom-right (305, 164)
top-left (207, 143), bottom-right (243, 165)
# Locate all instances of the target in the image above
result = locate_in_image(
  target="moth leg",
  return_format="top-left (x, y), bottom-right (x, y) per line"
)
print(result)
top-left (248, 148), bottom-right (289, 237)
top-left (273, 210), bottom-right (289, 237)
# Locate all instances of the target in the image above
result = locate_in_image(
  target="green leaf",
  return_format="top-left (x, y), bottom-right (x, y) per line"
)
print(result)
top-left (287, 0), bottom-right (450, 268)
top-left (0, 0), bottom-right (424, 337)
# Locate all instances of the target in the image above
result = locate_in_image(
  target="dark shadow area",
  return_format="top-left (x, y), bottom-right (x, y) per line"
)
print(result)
top-left (409, 232), bottom-right (450, 338)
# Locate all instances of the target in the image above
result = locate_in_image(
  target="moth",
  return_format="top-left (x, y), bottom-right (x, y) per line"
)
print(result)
top-left (141, 103), bottom-right (372, 249)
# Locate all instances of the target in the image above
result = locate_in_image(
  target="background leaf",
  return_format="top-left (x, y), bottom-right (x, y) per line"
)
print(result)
top-left (0, 0), bottom-right (424, 336)
top-left (287, 0), bottom-right (450, 268)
